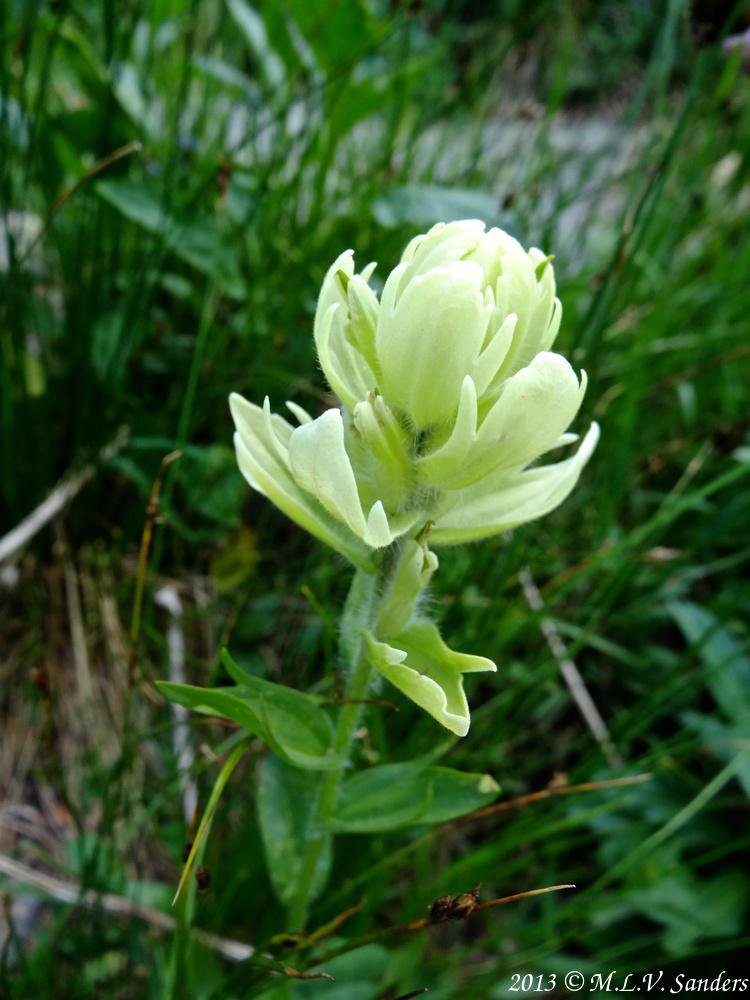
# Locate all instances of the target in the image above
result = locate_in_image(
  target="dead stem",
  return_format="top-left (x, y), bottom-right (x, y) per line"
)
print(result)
top-left (444, 772), bottom-right (653, 829)
top-left (19, 142), bottom-right (142, 263)
top-left (127, 449), bottom-right (182, 686)
top-left (304, 898), bottom-right (367, 946)
top-left (309, 884), bottom-right (576, 969)
top-left (518, 567), bottom-right (623, 768)
top-left (0, 427), bottom-right (130, 565)
top-left (0, 853), bottom-right (253, 963)
top-left (326, 773), bottom-right (652, 909)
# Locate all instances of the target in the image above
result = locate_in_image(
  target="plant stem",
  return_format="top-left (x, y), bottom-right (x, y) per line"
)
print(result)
top-left (287, 568), bottom-right (381, 930)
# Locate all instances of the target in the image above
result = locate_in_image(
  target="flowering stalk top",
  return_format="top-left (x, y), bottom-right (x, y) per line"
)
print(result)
top-left (230, 220), bottom-right (599, 735)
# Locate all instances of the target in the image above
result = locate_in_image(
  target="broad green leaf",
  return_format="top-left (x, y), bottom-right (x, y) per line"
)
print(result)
top-left (288, 945), bottom-right (389, 1000)
top-left (331, 763), bottom-right (431, 833)
top-left (96, 177), bottom-right (168, 232)
top-left (372, 184), bottom-right (514, 231)
top-left (330, 762), bottom-right (499, 833)
top-left (176, 444), bottom-right (245, 529)
top-left (681, 710), bottom-right (750, 798)
top-left (157, 681), bottom-right (262, 733)
top-left (327, 73), bottom-right (396, 139)
top-left (219, 649), bottom-right (337, 770)
top-left (226, 0), bottom-right (285, 90)
top-left (668, 601), bottom-right (750, 722)
top-left (158, 660), bottom-right (338, 771)
top-left (626, 869), bottom-right (747, 955)
top-left (424, 766), bottom-right (501, 822)
top-left (282, 0), bottom-right (376, 71)
top-left (192, 53), bottom-right (261, 102)
top-left (96, 179), bottom-right (244, 298)
top-left (112, 62), bottom-right (154, 134)
top-left (257, 755), bottom-right (332, 908)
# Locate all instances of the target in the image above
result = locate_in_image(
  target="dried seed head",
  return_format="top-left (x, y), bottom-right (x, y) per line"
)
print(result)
top-left (428, 895), bottom-right (454, 923)
top-left (450, 885), bottom-right (481, 919)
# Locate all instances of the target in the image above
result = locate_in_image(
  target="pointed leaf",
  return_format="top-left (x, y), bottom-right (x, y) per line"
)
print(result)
top-left (158, 656), bottom-right (340, 772)
top-left (330, 762), bottom-right (499, 833)
top-left (172, 740), bottom-right (250, 904)
top-left (668, 601), bottom-right (750, 722)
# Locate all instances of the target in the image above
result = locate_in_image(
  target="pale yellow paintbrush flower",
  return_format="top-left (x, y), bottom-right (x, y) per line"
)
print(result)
top-left (229, 220), bottom-right (599, 735)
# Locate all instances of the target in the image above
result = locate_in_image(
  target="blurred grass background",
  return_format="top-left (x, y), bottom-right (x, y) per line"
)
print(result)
top-left (1, 0), bottom-right (750, 997)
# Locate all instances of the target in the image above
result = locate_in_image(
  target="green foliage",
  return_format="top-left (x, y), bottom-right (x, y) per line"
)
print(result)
top-left (669, 601), bottom-right (750, 797)
top-left (257, 754), bottom-right (333, 908)
top-left (2, 1), bottom-right (750, 998)
top-left (331, 762), bottom-right (499, 832)
top-left (157, 652), bottom-right (339, 770)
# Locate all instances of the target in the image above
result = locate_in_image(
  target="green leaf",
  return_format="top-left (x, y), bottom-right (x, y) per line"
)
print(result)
top-left (257, 755), bottom-right (332, 908)
top-left (330, 762), bottom-right (499, 833)
top-left (290, 945), bottom-right (389, 1000)
top-left (220, 649), bottom-right (338, 770)
top-left (332, 763), bottom-right (430, 832)
top-left (668, 601), bottom-right (750, 722)
top-left (96, 178), bottom-right (169, 232)
top-left (176, 444), bottom-right (245, 530)
top-left (626, 869), bottom-right (747, 956)
top-left (157, 655), bottom-right (339, 771)
top-left (191, 54), bottom-right (261, 102)
top-left (372, 184), bottom-right (514, 231)
top-left (226, 0), bottom-right (286, 90)
top-left (282, 0), bottom-right (376, 72)
top-left (681, 710), bottom-right (750, 799)
top-left (112, 62), bottom-right (153, 134)
top-left (157, 680), bottom-right (263, 731)
top-left (96, 179), bottom-right (244, 298)
top-left (424, 766), bottom-right (501, 822)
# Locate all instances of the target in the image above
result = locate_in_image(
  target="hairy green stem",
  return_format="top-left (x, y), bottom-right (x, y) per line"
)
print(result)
top-left (287, 567), bottom-right (381, 930)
